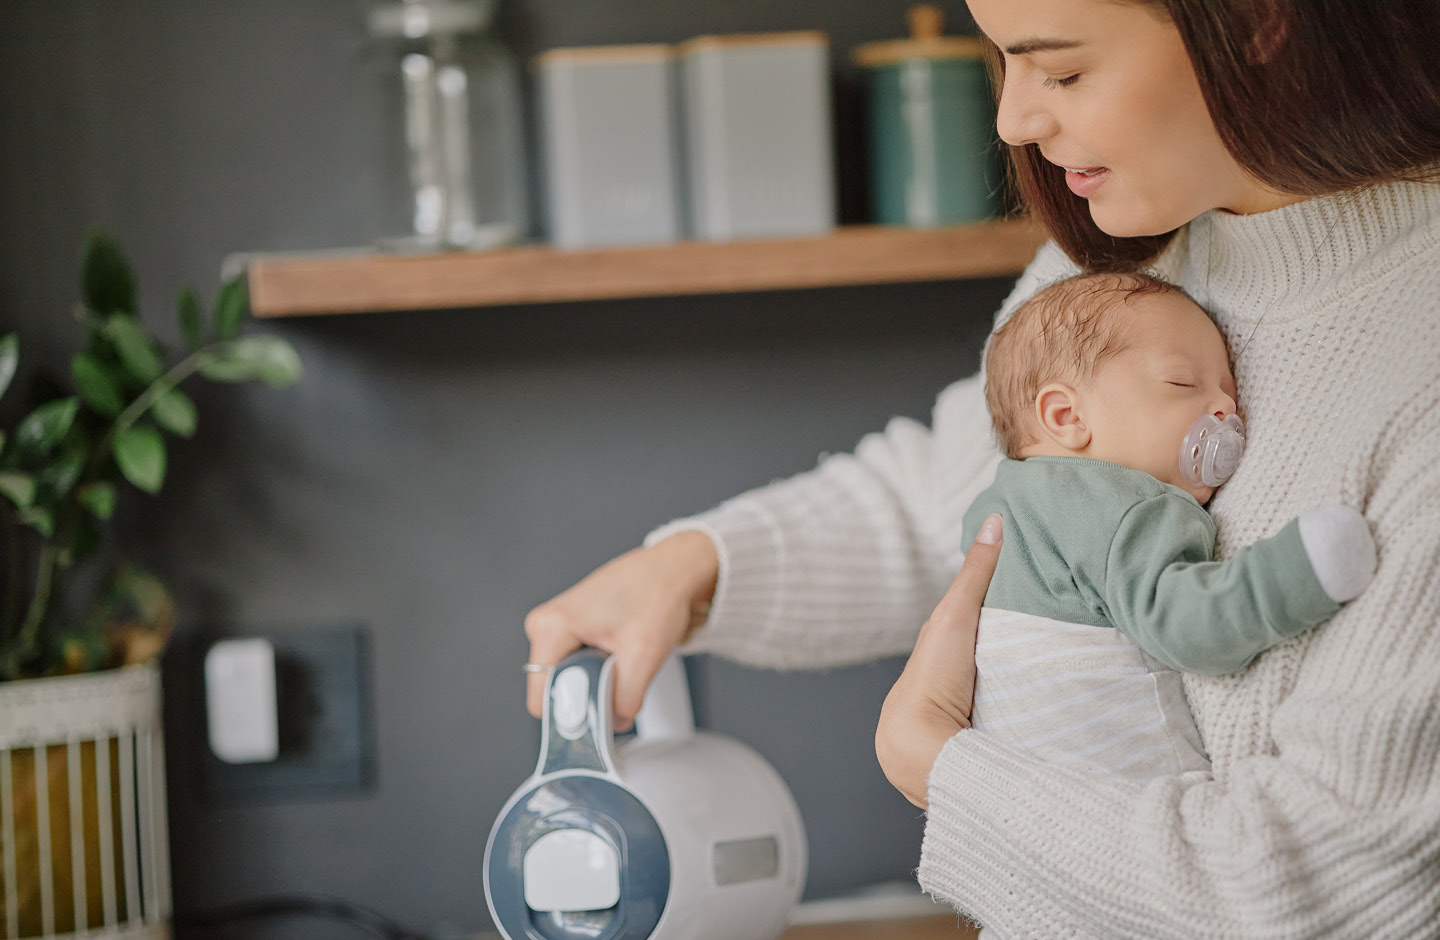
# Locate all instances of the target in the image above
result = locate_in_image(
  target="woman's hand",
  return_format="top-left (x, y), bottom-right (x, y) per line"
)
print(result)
top-left (876, 514), bottom-right (1002, 808)
top-left (524, 530), bottom-right (718, 728)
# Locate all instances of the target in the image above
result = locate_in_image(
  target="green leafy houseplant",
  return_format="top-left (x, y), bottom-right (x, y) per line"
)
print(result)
top-left (0, 229), bottom-right (303, 681)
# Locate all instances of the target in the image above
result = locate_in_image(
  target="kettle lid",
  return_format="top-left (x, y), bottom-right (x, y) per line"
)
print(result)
top-left (485, 774), bottom-right (670, 940)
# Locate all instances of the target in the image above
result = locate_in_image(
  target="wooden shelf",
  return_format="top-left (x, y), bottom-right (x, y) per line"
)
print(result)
top-left (243, 220), bottom-right (1045, 318)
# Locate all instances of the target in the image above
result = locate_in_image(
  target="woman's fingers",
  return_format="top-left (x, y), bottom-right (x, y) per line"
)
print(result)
top-left (611, 639), bottom-right (674, 731)
top-left (522, 615), bottom-right (673, 730)
top-left (520, 534), bottom-right (720, 725)
top-left (927, 513), bottom-right (1004, 636)
top-left (523, 606), bottom-right (583, 719)
top-left (908, 513), bottom-right (1003, 724)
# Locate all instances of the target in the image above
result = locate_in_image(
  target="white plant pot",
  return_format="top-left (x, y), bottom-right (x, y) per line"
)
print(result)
top-left (0, 664), bottom-right (171, 939)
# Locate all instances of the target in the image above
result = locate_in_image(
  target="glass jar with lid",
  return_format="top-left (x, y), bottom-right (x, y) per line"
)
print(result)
top-left (367, 0), bottom-right (528, 252)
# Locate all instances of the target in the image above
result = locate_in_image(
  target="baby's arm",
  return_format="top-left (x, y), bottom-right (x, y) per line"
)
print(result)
top-left (1103, 497), bottom-right (1376, 675)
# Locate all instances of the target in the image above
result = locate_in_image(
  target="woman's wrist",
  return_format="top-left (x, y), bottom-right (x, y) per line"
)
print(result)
top-left (650, 530), bottom-right (719, 639)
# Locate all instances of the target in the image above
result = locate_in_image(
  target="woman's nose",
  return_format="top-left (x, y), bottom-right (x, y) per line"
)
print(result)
top-left (994, 71), bottom-right (1058, 146)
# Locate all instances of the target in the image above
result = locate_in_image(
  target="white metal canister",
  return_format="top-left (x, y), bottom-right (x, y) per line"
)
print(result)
top-left (679, 32), bottom-right (836, 242)
top-left (536, 44), bottom-right (684, 250)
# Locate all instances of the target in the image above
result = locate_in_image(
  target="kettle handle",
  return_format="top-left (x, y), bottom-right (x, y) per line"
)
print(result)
top-left (535, 647), bottom-right (618, 778)
top-left (633, 653), bottom-right (696, 744)
top-left (534, 649), bottom-right (696, 779)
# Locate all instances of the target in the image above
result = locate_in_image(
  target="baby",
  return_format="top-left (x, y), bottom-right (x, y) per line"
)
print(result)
top-left (962, 272), bottom-right (1376, 780)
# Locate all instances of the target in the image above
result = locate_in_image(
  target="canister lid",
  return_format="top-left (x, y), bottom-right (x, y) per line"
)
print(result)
top-left (679, 30), bottom-right (829, 55)
top-left (367, 0), bottom-right (495, 39)
top-left (534, 43), bottom-right (676, 69)
top-left (853, 5), bottom-right (986, 67)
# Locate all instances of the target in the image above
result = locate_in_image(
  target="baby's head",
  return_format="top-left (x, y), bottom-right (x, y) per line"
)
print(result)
top-left (985, 272), bottom-right (1239, 504)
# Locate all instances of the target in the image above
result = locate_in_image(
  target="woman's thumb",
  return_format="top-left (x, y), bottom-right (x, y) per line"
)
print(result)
top-left (924, 514), bottom-right (1002, 637)
top-left (904, 514), bottom-right (1002, 715)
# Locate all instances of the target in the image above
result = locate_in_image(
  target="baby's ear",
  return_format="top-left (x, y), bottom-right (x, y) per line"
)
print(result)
top-left (1035, 383), bottom-right (1091, 451)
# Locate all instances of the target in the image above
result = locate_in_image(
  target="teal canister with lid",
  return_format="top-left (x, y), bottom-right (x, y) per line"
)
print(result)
top-left (853, 5), bottom-right (1003, 227)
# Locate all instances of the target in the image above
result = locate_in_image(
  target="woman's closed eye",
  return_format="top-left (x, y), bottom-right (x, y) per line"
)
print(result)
top-left (1041, 73), bottom-right (1081, 89)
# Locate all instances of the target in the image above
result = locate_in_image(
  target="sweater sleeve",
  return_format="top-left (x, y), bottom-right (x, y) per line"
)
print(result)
top-left (644, 375), bottom-right (989, 668)
top-left (644, 240), bottom-right (1078, 669)
top-left (917, 398), bottom-right (1440, 939)
top-left (1104, 497), bottom-right (1340, 675)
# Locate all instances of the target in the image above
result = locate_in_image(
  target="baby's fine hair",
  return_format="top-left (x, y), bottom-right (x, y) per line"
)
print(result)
top-left (985, 271), bottom-right (1181, 459)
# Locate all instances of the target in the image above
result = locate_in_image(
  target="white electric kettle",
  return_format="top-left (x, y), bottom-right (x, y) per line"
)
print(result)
top-left (484, 648), bottom-right (807, 940)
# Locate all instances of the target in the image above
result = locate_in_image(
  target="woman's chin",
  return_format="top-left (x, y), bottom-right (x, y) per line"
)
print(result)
top-left (1088, 198), bottom-right (1188, 239)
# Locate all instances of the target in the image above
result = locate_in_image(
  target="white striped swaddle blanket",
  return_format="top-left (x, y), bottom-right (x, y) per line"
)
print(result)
top-left (972, 608), bottom-right (1212, 782)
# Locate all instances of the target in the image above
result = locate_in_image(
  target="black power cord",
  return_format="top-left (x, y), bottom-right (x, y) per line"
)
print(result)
top-left (175, 894), bottom-right (432, 940)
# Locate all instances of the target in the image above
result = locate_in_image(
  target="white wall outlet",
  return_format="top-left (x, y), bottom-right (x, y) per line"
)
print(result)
top-left (205, 637), bottom-right (280, 764)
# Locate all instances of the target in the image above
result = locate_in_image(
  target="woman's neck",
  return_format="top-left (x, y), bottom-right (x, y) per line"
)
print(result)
top-left (1216, 179), bottom-right (1311, 217)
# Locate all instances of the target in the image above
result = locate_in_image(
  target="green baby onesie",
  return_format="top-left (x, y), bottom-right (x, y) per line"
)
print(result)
top-left (961, 457), bottom-right (1339, 675)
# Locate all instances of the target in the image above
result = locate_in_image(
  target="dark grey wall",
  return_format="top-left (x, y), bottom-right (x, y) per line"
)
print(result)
top-left (0, 2), bottom-right (1010, 937)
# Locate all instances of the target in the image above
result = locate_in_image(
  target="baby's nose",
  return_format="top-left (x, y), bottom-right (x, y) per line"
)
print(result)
top-left (1214, 395), bottom-right (1238, 419)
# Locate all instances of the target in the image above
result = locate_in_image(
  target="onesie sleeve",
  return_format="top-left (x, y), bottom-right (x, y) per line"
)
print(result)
top-left (1103, 495), bottom-right (1340, 674)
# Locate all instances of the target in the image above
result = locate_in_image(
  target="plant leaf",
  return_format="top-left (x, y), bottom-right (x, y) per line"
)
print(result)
top-left (13, 398), bottom-right (79, 460)
top-left (72, 353), bottom-right (126, 417)
top-left (150, 386), bottom-right (198, 437)
top-left (18, 505), bottom-right (53, 537)
top-left (77, 481), bottom-right (116, 520)
top-left (194, 350), bottom-right (249, 382)
top-left (212, 276), bottom-right (249, 341)
top-left (0, 333), bottom-right (17, 402)
top-left (177, 287), bottom-right (205, 350)
top-left (105, 313), bottom-right (165, 385)
top-left (81, 229), bottom-right (137, 315)
top-left (37, 453), bottom-right (84, 502)
top-left (198, 336), bottom-right (303, 387)
top-left (114, 425), bottom-right (166, 494)
top-left (0, 471), bottom-right (36, 508)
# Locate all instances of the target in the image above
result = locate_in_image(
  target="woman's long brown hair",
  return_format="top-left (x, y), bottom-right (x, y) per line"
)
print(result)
top-left (986, 0), bottom-right (1440, 272)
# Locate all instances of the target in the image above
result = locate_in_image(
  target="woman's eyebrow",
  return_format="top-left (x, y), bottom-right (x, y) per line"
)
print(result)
top-left (1004, 38), bottom-right (1083, 56)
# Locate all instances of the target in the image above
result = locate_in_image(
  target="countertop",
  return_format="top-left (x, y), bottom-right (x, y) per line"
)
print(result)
top-left (781, 915), bottom-right (980, 939)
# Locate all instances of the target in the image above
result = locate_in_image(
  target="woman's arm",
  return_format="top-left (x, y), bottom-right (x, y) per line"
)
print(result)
top-left (917, 401), bottom-right (1440, 938)
top-left (524, 240), bottom-right (1076, 725)
top-left (648, 241), bottom-right (1079, 672)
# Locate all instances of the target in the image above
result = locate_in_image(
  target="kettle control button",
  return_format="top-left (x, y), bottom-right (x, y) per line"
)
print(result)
top-left (551, 666), bottom-right (591, 740)
top-left (523, 828), bottom-right (620, 912)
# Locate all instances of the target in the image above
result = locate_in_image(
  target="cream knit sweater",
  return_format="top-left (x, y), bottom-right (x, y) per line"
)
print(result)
top-left (647, 180), bottom-right (1440, 937)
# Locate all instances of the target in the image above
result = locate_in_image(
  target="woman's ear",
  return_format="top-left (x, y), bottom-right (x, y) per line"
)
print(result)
top-left (1034, 383), bottom-right (1091, 451)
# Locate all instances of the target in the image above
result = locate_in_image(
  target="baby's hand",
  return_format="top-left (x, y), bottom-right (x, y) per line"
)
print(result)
top-left (1297, 505), bottom-right (1377, 602)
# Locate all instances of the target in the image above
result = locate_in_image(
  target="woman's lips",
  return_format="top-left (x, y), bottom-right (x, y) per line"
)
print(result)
top-left (1064, 166), bottom-right (1110, 198)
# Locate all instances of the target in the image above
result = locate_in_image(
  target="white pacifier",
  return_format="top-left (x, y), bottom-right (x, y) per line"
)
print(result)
top-left (1179, 413), bottom-right (1246, 488)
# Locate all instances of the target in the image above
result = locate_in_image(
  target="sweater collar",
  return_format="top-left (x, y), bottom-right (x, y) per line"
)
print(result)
top-left (1179, 180), bottom-right (1439, 324)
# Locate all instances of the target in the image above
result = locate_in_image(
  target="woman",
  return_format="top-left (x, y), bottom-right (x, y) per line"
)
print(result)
top-left (525, 0), bottom-right (1440, 934)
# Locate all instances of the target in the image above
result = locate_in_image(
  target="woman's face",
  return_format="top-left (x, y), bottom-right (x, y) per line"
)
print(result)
top-left (966, 0), bottom-right (1299, 235)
